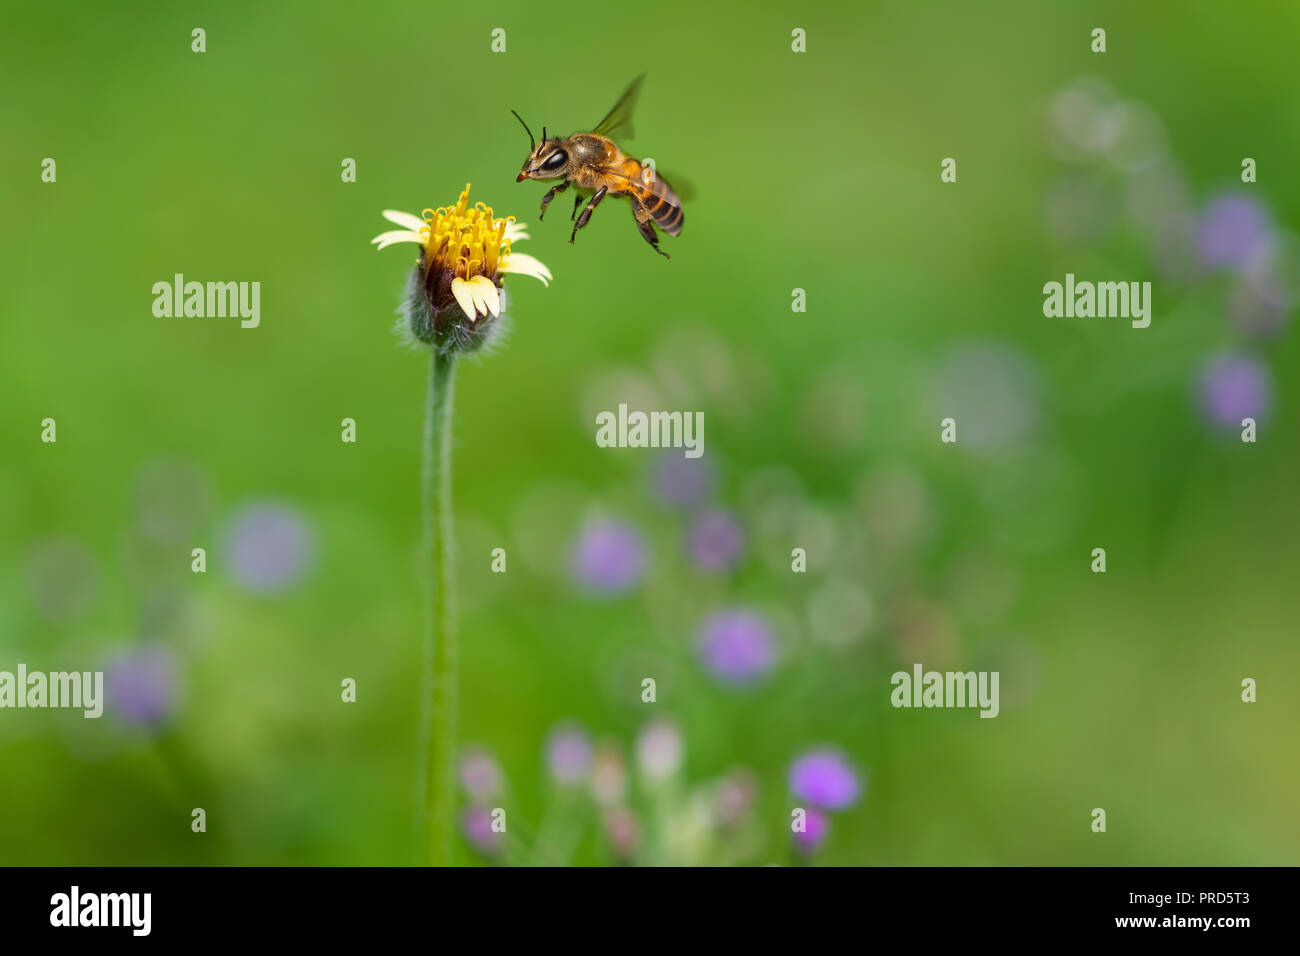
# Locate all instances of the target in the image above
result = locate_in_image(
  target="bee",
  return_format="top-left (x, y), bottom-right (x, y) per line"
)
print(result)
top-left (512, 74), bottom-right (686, 259)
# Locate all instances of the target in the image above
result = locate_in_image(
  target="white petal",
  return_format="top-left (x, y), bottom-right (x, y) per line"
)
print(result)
top-left (499, 252), bottom-right (552, 286)
top-left (450, 277), bottom-right (478, 319)
top-left (469, 275), bottom-right (501, 317)
top-left (371, 229), bottom-right (425, 250)
top-left (505, 221), bottom-right (530, 242)
top-left (467, 276), bottom-right (489, 316)
top-left (382, 209), bottom-right (428, 232)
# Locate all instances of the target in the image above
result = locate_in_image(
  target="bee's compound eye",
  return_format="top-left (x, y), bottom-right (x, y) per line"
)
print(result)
top-left (543, 150), bottom-right (568, 170)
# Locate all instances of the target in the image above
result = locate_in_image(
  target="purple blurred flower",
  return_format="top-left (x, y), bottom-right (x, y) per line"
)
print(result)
top-left (1197, 194), bottom-right (1272, 270)
top-left (793, 807), bottom-right (830, 855)
top-left (222, 502), bottom-right (313, 594)
top-left (571, 520), bottom-right (647, 594)
top-left (1198, 353), bottom-right (1273, 428)
top-left (653, 453), bottom-right (714, 508)
top-left (105, 645), bottom-right (178, 729)
top-left (698, 609), bottom-right (776, 685)
top-left (687, 510), bottom-right (745, 571)
top-left (545, 722), bottom-right (593, 784)
top-left (789, 748), bottom-right (862, 810)
top-left (461, 805), bottom-right (504, 856)
top-left (458, 746), bottom-right (504, 802)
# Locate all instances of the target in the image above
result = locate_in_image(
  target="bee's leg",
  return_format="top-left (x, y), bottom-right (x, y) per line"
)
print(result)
top-left (569, 186), bottom-right (608, 244)
top-left (538, 180), bottom-right (569, 221)
top-left (633, 203), bottom-right (671, 259)
top-left (571, 192), bottom-right (583, 221)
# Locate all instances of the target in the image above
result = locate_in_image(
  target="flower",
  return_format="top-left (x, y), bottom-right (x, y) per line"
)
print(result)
top-left (461, 805), bottom-right (504, 856)
top-left (603, 808), bottom-right (640, 861)
top-left (636, 719), bottom-right (684, 781)
top-left (930, 342), bottom-right (1041, 454)
top-left (458, 747), bottom-right (505, 802)
top-left (698, 609), bottom-right (777, 685)
top-left (1198, 353), bottom-right (1273, 428)
top-left (545, 722), bottom-right (593, 785)
top-left (789, 748), bottom-right (861, 810)
top-left (1196, 194), bottom-right (1272, 271)
top-left (806, 578), bottom-right (875, 648)
top-left (793, 807), bottom-right (830, 855)
top-left (687, 510), bottom-right (744, 571)
top-left (372, 184), bottom-right (551, 353)
top-left (105, 645), bottom-right (179, 729)
top-left (714, 769), bottom-right (758, 828)
top-left (571, 520), bottom-right (647, 595)
top-left (653, 452), bottom-right (714, 508)
top-left (222, 501), bottom-right (314, 595)
top-left (590, 744), bottom-right (628, 806)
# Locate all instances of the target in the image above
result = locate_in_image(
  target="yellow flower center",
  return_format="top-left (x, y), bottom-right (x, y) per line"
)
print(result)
top-left (420, 183), bottom-right (513, 283)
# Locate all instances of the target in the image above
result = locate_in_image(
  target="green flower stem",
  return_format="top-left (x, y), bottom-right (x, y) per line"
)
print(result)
top-left (422, 348), bottom-right (457, 866)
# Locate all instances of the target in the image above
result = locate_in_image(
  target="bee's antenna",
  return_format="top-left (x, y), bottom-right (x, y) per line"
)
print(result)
top-left (542, 126), bottom-right (548, 142)
top-left (510, 110), bottom-right (535, 151)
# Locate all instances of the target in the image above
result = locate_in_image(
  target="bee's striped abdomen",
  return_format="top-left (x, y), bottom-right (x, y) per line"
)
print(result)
top-left (645, 188), bottom-right (684, 236)
top-left (612, 154), bottom-right (685, 237)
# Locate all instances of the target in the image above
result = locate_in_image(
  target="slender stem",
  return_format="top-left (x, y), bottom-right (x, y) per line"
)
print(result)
top-left (421, 348), bottom-right (457, 865)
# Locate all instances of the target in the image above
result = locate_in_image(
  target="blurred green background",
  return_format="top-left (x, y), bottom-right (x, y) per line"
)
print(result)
top-left (3, 0), bottom-right (1298, 865)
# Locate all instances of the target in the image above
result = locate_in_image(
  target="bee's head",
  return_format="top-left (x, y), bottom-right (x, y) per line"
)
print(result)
top-left (512, 111), bottom-right (569, 181)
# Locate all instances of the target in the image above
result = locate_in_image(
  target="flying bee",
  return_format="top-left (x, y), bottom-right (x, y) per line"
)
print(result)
top-left (512, 74), bottom-right (687, 259)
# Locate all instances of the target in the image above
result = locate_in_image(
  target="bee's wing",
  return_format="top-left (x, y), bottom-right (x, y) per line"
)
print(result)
top-left (594, 74), bottom-right (645, 140)
top-left (654, 169), bottom-right (696, 202)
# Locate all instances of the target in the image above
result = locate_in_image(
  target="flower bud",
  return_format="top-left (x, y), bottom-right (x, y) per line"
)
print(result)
top-left (371, 184), bottom-right (552, 356)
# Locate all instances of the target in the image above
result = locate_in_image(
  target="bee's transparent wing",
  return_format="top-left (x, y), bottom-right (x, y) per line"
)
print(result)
top-left (594, 74), bottom-right (645, 140)
top-left (656, 169), bottom-right (697, 202)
